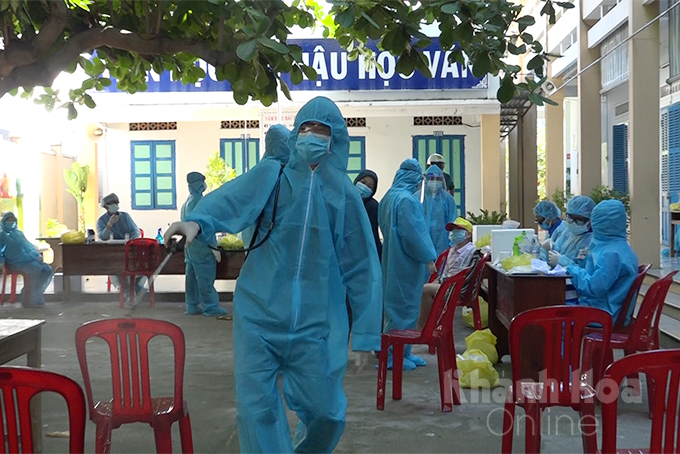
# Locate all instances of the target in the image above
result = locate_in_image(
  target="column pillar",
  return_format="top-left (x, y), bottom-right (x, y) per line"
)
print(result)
top-left (545, 78), bottom-right (565, 198)
top-left (577, 0), bottom-right (602, 194)
top-left (481, 114), bottom-right (502, 212)
top-left (629, 0), bottom-right (660, 266)
top-left (508, 105), bottom-right (538, 228)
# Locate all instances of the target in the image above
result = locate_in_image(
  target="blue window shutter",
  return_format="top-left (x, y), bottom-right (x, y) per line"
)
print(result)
top-left (670, 103), bottom-right (680, 203)
top-left (612, 124), bottom-right (628, 193)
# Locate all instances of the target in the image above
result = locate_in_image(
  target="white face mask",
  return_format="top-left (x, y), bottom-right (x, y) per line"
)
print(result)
top-left (427, 180), bottom-right (441, 194)
top-left (107, 204), bottom-right (119, 214)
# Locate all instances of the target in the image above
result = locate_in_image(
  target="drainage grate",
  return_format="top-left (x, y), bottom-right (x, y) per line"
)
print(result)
top-left (413, 116), bottom-right (462, 126)
top-left (129, 122), bottom-right (177, 131)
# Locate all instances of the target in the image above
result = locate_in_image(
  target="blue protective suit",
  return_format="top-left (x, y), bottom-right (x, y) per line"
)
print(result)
top-left (379, 159), bottom-right (437, 366)
top-left (535, 200), bottom-right (567, 244)
top-left (567, 200), bottom-right (638, 324)
top-left (95, 211), bottom-right (140, 241)
top-left (186, 97), bottom-right (382, 453)
top-left (241, 124), bottom-right (291, 248)
top-left (0, 212), bottom-right (53, 306)
top-left (414, 166), bottom-right (458, 255)
top-left (554, 196), bottom-right (595, 267)
top-left (96, 210), bottom-right (142, 291)
top-left (181, 178), bottom-right (227, 317)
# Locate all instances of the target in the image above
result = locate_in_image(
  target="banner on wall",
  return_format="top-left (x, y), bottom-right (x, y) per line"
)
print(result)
top-left (260, 109), bottom-right (298, 141)
top-left (102, 38), bottom-right (487, 94)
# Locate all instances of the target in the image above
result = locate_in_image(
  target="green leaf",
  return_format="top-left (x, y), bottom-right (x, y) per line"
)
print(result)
top-left (336, 7), bottom-right (355, 28)
top-left (528, 92), bottom-right (544, 106)
top-left (83, 94), bottom-right (96, 109)
top-left (527, 54), bottom-right (544, 71)
top-left (497, 75), bottom-right (516, 103)
top-left (301, 65), bottom-right (317, 80)
top-left (471, 52), bottom-right (491, 78)
top-left (289, 44), bottom-right (303, 62)
top-left (236, 40), bottom-right (258, 61)
top-left (67, 103), bottom-right (78, 120)
top-left (360, 11), bottom-right (379, 29)
top-left (441, 3), bottom-right (461, 14)
top-left (233, 91), bottom-right (249, 105)
top-left (290, 65), bottom-right (303, 84)
top-left (555, 1), bottom-right (575, 9)
top-left (257, 37), bottom-right (289, 54)
top-left (279, 79), bottom-right (292, 101)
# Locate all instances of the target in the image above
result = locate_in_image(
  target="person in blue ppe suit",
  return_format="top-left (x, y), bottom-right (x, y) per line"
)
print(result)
top-left (241, 124), bottom-right (291, 248)
top-left (547, 195), bottom-right (596, 268)
top-left (354, 169), bottom-right (382, 260)
top-left (567, 200), bottom-right (638, 324)
top-left (534, 200), bottom-right (568, 246)
top-left (181, 172), bottom-right (230, 318)
top-left (0, 212), bottom-right (53, 306)
top-left (96, 193), bottom-right (144, 295)
top-left (164, 97), bottom-right (382, 453)
top-left (379, 159), bottom-right (438, 371)
top-left (415, 165), bottom-right (458, 255)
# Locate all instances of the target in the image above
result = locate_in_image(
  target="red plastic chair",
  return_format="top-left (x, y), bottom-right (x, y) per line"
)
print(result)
top-left (501, 306), bottom-right (612, 454)
top-left (458, 252), bottom-right (491, 330)
top-left (582, 264), bottom-right (651, 339)
top-left (1, 263), bottom-right (30, 306)
top-left (75, 318), bottom-right (194, 454)
top-left (583, 270), bottom-right (678, 410)
top-left (108, 229), bottom-right (144, 292)
top-left (120, 237), bottom-right (160, 307)
top-left (599, 349), bottom-right (680, 454)
top-left (427, 249), bottom-right (450, 283)
top-left (0, 366), bottom-right (86, 453)
top-left (377, 268), bottom-right (468, 412)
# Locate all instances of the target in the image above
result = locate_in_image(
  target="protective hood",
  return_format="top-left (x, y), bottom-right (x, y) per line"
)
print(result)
top-left (188, 180), bottom-right (206, 195)
top-left (534, 200), bottom-right (561, 221)
top-left (288, 96), bottom-right (349, 173)
top-left (591, 199), bottom-right (628, 241)
top-left (354, 169), bottom-right (378, 198)
top-left (566, 195), bottom-right (595, 219)
top-left (425, 165), bottom-right (446, 192)
top-left (264, 124), bottom-right (291, 164)
top-left (1, 212), bottom-right (17, 232)
top-left (391, 159), bottom-right (423, 193)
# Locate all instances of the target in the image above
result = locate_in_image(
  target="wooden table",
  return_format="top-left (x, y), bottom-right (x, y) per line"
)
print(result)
top-left (485, 263), bottom-right (568, 380)
top-left (0, 319), bottom-right (46, 451)
top-left (61, 243), bottom-right (246, 301)
top-left (670, 211), bottom-right (680, 257)
top-left (37, 237), bottom-right (63, 272)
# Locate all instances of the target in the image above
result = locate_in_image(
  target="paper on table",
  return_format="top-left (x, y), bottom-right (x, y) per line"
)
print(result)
top-left (547, 265), bottom-right (568, 276)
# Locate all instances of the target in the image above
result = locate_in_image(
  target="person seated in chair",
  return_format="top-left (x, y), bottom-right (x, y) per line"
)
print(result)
top-left (417, 217), bottom-right (482, 330)
top-left (96, 193), bottom-right (144, 297)
top-left (567, 200), bottom-right (639, 324)
top-left (0, 212), bottom-right (53, 307)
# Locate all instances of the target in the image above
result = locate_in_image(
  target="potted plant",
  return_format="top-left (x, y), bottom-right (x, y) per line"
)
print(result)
top-left (205, 151), bottom-right (237, 192)
top-left (63, 162), bottom-right (89, 233)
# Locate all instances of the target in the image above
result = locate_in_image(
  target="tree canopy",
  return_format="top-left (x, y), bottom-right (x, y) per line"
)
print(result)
top-left (0, 0), bottom-right (572, 119)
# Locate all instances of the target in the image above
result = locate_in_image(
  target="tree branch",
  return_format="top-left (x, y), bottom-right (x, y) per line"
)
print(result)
top-left (155, 2), bottom-right (163, 35)
top-left (0, 27), bottom-right (239, 97)
top-left (0, 1), bottom-right (70, 78)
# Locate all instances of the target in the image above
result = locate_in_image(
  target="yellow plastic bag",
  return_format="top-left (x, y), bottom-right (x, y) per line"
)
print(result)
top-left (456, 349), bottom-right (500, 388)
top-left (672, 202), bottom-right (680, 212)
top-left (462, 298), bottom-right (489, 329)
top-left (474, 233), bottom-right (491, 248)
top-left (61, 230), bottom-right (85, 244)
top-left (464, 328), bottom-right (498, 364)
top-left (500, 253), bottom-right (532, 271)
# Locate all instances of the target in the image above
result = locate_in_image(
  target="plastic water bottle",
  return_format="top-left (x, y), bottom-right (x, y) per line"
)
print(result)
top-left (156, 228), bottom-right (164, 245)
top-left (531, 236), bottom-right (541, 259)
